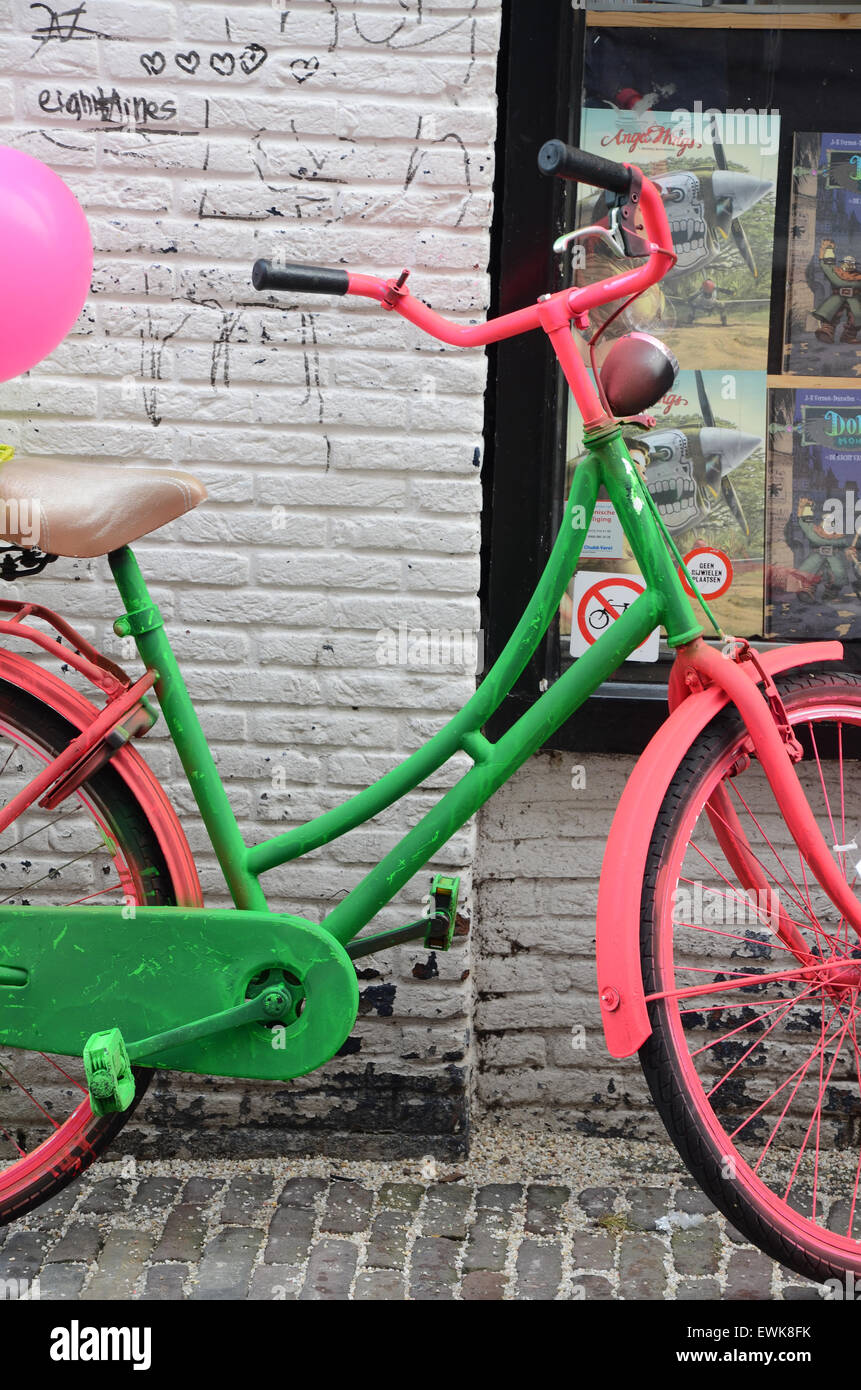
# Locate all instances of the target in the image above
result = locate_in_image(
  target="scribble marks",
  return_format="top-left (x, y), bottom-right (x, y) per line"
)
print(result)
top-left (29, 2), bottom-right (118, 54)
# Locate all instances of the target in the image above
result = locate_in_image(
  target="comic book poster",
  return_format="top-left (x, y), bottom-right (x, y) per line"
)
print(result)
top-left (766, 387), bottom-right (861, 640)
top-left (559, 370), bottom-right (767, 644)
top-left (783, 133), bottom-right (861, 377)
top-left (572, 108), bottom-right (779, 371)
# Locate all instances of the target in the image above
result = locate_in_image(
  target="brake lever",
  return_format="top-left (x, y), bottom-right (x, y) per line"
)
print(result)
top-left (554, 169), bottom-right (655, 262)
top-left (553, 216), bottom-right (626, 258)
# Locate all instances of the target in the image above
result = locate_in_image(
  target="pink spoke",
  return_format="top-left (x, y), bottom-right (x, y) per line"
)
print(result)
top-left (687, 835), bottom-right (815, 938)
top-left (797, 857), bottom-right (818, 948)
top-left (37, 1054), bottom-right (87, 1093)
top-left (673, 873), bottom-right (804, 952)
top-left (783, 999), bottom-right (854, 1204)
top-left (65, 881), bottom-right (124, 907)
top-left (846, 1010), bottom-right (861, 1237)
top-left (744, 999), bottom-right (847, 1159)
top-left (690, 980), bottom-right (821, 1059)
top-left (680, 996), bottom-right (821, 1017)
top-left (672, 917), bottom-right (798, 955)
top-left (647, 957), bottom-right (853, 1005)
top-left (706, 985), bottom-right (818, 1100)
top-left (831, 868), bottom-right (861, 952)
top-left (675, 870), bottom-right (804, 939)
top-left (808, 721), bottom-right (841, 866)
top-left (0, 1122), bottom-right (26, 1157)
top-left (735, 1011), bottom-right (842, 1146)
top-left (812, 994), bottom-right (827, 1220)
top-left (725, 784), bottom-right (820, 928)
top-left (797, 856), bottom-right (837, 965)
top-left (839, 721), bottom-right (847, 847)
top-left (0, 1063), bottom-right (60, 1129)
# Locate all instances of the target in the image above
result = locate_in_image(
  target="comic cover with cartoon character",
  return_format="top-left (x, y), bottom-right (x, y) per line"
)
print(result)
top-left (766, 387), bottom-right (861, 640)
top-left (783, 133), bottom-right (861, 376)
top-left (570, 108), bottom-right (779, 371)
top-left (559, 369), bottom-right (767, 643)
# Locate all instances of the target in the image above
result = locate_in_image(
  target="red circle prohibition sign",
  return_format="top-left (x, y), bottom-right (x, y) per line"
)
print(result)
top-left (577, 575), bottom-right (646, 647)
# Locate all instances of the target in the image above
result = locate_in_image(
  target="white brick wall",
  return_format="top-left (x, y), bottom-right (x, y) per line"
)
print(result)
top-left (0, 0), bottom-right (502, 1154)
top-left (474, 752), bottom-right (662, 1139)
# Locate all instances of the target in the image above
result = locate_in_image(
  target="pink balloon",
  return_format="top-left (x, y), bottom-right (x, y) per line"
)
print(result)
top-left (0, 147), bottom-right (93, 383)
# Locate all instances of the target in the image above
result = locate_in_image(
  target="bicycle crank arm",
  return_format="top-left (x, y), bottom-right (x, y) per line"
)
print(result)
top-left (0, 904), bottom-right (358, 1084)
top-left (84, 986), bottom-right (296, 1114)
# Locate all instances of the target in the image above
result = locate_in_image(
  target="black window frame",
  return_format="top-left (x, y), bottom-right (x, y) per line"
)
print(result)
top-left (482, 0), bottom-right (861, 754)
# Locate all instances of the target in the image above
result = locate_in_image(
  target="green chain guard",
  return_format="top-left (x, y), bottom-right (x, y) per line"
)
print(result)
top-left (0, 905), bottom-right (358, 1082)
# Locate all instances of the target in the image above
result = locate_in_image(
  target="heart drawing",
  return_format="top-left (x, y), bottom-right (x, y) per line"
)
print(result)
top-left (175, 51), bottom-right (201, 75)
top-left (239, 44), bottom-right (268, 76)
top-left (210, 52), bottom-right (236, 77)
top-left (140, 52), bottom-right (166, 77)
top-left (290, 57), bottom-right (319, 84)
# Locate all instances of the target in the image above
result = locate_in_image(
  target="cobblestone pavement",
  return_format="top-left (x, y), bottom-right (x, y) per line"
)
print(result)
top-left (0, 1126), bottom-right (829, 1301)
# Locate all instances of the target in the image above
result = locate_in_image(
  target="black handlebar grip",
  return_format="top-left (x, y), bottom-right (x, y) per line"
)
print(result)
top-left (537, 140), bottom-right (632, 195)
top-left (252, 259), bottom-right (350, 295)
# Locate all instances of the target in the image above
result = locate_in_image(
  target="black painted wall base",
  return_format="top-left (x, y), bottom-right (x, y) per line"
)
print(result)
top-left (115, 1067), bottom-right (470, 1161)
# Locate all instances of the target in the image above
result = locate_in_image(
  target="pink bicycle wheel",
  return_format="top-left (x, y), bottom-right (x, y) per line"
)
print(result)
top-left (0, 680), bottom-right (182, 1222)
top-left (641, 668), bottom-right (861, 1282)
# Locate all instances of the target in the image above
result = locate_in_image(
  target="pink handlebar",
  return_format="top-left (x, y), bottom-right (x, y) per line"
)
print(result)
top-left (345, 167), bottom-right (675, 351)
top-left (345, 273), bottom-right (544, 347)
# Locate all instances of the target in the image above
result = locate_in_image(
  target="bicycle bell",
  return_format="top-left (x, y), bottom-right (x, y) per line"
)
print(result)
top-left (598, 331), bottom-right (679, 418)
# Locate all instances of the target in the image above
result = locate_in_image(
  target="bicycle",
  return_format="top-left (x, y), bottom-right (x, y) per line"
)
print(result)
top-left (0, 139), bottom-right (860, 1287)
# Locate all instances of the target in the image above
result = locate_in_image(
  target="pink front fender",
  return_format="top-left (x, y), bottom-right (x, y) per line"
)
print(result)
top-left (596, 641), bottom-right (844, 1058)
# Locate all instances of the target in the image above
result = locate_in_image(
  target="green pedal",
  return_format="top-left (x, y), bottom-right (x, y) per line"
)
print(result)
top-left (424, 874), bottom-right (460, 951)
top-left (83, 1027), bottom-right (135, 1116)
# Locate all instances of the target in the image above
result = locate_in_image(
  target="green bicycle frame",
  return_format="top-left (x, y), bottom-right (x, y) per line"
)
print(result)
top-left (109, 422), bottom-right (703, 950)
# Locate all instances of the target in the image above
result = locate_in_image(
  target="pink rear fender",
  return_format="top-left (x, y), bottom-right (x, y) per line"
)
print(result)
top-left (0, 648), bottom-right (203, 908)
top-left (596, 641), bottom-right (844, 1059)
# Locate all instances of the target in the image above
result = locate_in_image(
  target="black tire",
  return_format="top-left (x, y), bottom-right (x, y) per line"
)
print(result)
top-left (640, 668), bottom-right (861, 1284)
top-left (0, 678), bottom-right (176, 1223)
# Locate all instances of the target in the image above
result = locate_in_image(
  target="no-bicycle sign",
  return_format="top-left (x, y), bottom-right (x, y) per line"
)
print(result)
top-left (570, 571), bottom-right (660, 663)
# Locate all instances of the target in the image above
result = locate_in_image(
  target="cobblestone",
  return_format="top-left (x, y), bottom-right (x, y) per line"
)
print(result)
top-left (143, 1265), bottom-right (188, 1301)
top-left (37, 1264), bottom-right (87, 1300)
top-left (725, 1248), bottom-right (775, 1300)
top-left (525, 1184), bottom-right (569, 1235)
top-left (671, 1222), bottom-right (721, 1278)
top-left (152, 1204), bottom-right (209, 1264)
top-left (301, 1239), bottom-right (358, 1300)
top-left (191, 1227), bottom-right (262, 1300)
top-left (422, 1184), bottom-right (471, 1239)
top-left (220, 1175), bottom-right (274, 1225)
top-left (44, 1222), bottom-right (103, 1266)
top-left (354, 1269), bottom-right (406, 1300)
top-left (626, 1186), bottom-right (671, 1232)
top-left (516, 1239), bottom-right (563, 1299)
top-left (320, 1181), bottom-right (373, 1235)
top-left (81, 1230), bottom-right (154, 1300)
top-left (462, 1270), bottom-right (508, 1300)
top-left (619, 1234), bottom-right (669, 1299)
top-left (366, 1210), bottom-right (410, 1270)
top-left (410, 1235), bottom-right (461, 1299)
top-left (0, 1130), bottom-right (834, 1301)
